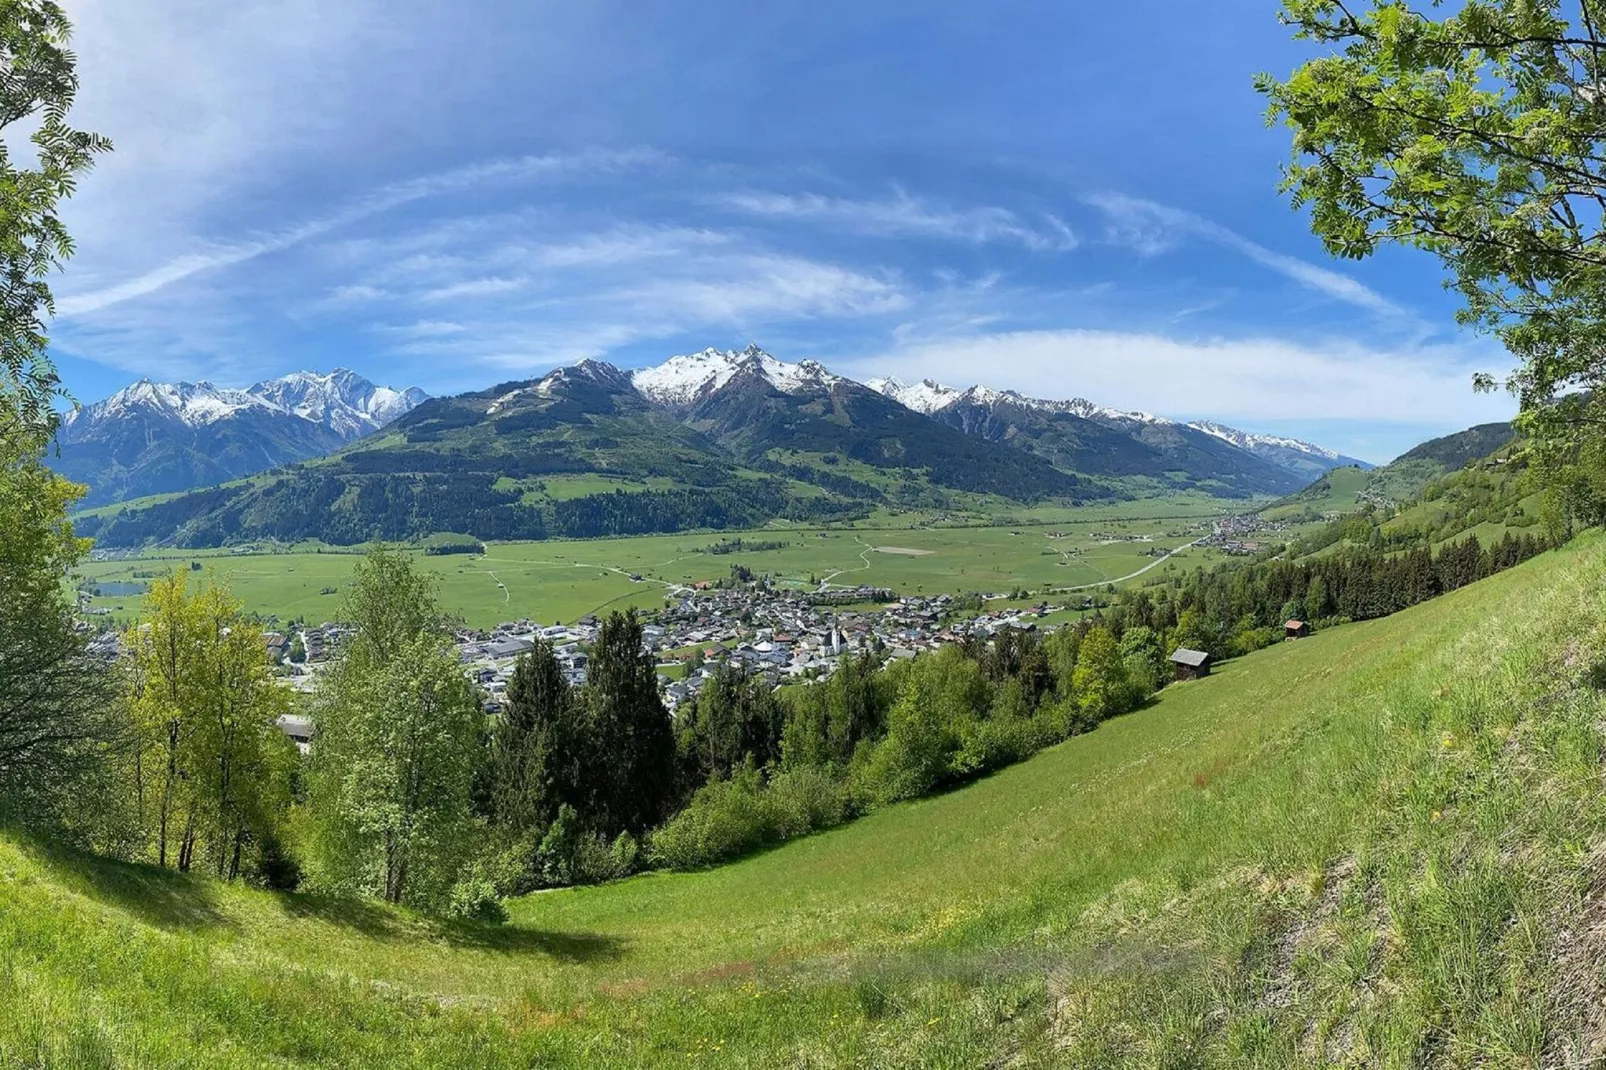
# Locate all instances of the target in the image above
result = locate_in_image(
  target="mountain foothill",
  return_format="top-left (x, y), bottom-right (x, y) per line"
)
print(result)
top-left (62, 344), bottom-right (1382, 549)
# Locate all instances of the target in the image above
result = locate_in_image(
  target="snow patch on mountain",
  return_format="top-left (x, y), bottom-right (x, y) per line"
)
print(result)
top-left (70, 380), bottom-right (276, 429)
top-left (1058, 397), bottom-right (1173, 426)
top-left (1186, 420), bottom-right (1341, 460)
top-left (632, 343), bottom-right (839, 406)
top-left (865, 376), bottom-right (964, 414)
top-left (867, 375), bottom-right (1173, 425)
top-left (249, 369), bottom-right (428, 438)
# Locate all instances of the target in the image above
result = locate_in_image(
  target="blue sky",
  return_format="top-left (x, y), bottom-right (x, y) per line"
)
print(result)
top-left (49, 0), bottom-right (1515, 463)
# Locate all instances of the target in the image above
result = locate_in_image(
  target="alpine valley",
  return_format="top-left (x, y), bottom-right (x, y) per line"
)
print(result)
top-left (70, 345), bottom-right (1370, 548)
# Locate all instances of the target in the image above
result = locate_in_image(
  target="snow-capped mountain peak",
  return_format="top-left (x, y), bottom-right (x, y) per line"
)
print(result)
top-left (69, 369), bottom-right (427, 440)
top-left (867, 375), bottom-right (1174, 426)
top-left (1186, 420), bottom-right (1341, 461)
top-left (631, 343), bottom-right (840, 405)
top-left (865, 376), bottom-right (965, 414)
top-left (74, 378), bottom-right (277, 429)
top-left (248, 368), bottom-right (427, 439)
top-left (1058, 397), bottom-right (1174, 426)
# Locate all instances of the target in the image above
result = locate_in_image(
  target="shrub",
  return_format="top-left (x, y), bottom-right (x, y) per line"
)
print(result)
top-left (445, 875), bottom-right (506, 923)
top-left (536, 805), bottom-right (637, 886)
top-left (852, 683), bottom-right (964, 807)
top-left (649, 766), bottom-right (774, 869)
top-left (952, 713), bottom-right (1051, 777)
top-left (764, 766), bottom-right (849, 838)
top-left (650, 764), bottom-right (849, 870)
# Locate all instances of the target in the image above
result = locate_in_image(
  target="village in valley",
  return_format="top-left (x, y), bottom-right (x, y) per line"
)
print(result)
top-left (259, 582), bottom-right (1076, 749)
top-left (78, 507), bottom-right (1303, 754)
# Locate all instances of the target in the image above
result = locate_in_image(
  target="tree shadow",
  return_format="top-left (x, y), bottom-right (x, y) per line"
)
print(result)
top-left (15, 834), bottom-right (234, 932)
top-left (280, 891), bottom-right (410, 941)
top-left (442, 920), bottom-right (628, 962)
top-left (280, 891), bottom-right (627, 964)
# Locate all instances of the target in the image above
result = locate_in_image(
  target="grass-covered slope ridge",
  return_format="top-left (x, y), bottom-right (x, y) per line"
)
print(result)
top-left (6, 536), bottom-right (1606, 1066)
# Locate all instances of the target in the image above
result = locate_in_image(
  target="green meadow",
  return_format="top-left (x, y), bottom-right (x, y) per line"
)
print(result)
top-left (9, 532), bottom-right (1606, 1065)
top-left (73, 500), bottom-right (1241, 627)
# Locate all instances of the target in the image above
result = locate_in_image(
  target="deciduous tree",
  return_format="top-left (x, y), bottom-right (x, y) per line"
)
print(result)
top-left (1261, 0), bottom-right (1606, 453)
top-left (0, 1), bottom-right (109, 437)
top-left (123, 572), bottom-right (292, 874)
top-left (304, 547), bottom-right (485, 909)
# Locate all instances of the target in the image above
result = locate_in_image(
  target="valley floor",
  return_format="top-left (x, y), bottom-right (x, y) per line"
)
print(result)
top-left (9, 534), bottom-right (1606, 1066)
top-left (73, 499), bottom-right (1248, 629)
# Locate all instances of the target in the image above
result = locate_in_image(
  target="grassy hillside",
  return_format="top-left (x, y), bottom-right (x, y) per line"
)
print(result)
top-left (1260, 463), bottom-right (1373, 520)
top-left (9, 535), bottom-right (1606, 1066)
top-left (1269, 423), bottom-right (1521, 527)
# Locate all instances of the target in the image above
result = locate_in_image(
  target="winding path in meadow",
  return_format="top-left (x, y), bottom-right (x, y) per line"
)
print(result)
top-left (1048, 537), bottom-right (1204, 593)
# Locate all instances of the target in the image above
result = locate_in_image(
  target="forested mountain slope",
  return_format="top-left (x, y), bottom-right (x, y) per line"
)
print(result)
top-left (66, 353), bottom-right (1107, 549)
top-left (921, 386), bottom-right (1303, 496)
top-left (1271, 419), bottom-right (1520, 521)
top-left (6, 536), bottom-right (1606, 1066)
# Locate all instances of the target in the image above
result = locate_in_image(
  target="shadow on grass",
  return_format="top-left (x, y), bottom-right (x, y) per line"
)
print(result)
top-left (281, 892), bottom-right (627, 964)
top-left (14, 834), bottom-right (234, 932)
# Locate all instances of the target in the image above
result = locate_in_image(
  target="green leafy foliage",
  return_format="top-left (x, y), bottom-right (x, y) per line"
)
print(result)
top-left (1262, 0), bottom-right (1606, 463)
top-left (302, 549), bottom-right (484, 910)
top-left (0, 0), bottom-right (110, 433)
top-left (0, 432), bottom-right (121, 837)
top-left (121, 572), bottom-right (295, 877)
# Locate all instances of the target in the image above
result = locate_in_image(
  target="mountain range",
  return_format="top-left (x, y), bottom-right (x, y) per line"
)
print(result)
top-left (867, 377), bottom-right (1370, 487)
top-left (56, 370), bottom-right (427, 506)
top-left (70, 345), bottom-right (1371, 548)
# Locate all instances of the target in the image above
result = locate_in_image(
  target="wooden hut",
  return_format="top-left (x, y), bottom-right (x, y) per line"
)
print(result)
top-left (1284, 619), bottom-right (1310, 640)
top-left (1169, 647), bottom-right (1212, 681)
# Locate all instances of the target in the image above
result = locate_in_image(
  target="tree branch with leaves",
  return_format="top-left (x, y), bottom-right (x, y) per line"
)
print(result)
top-left (1260, 0), bottom-right (1606, 457)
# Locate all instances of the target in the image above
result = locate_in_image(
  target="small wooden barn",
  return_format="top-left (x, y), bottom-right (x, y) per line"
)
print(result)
top-left (1284, 619), bottom-right (1310, 640)
top-left (1169, 647), bottom-right (1212, 681)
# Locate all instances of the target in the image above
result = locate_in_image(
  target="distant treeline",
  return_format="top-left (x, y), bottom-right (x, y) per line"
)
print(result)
top-left (701, 537), bottom-right (789, 555)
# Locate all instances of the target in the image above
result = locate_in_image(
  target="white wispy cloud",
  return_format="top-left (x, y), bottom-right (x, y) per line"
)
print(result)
top-left (421, 276), bottom-right (530, 302)
top-left (1085, 192), bottom-right (1408, 320)
top-left (719, 190), bottom-right (1077, 251)
top-left (841, 328), bottom-right (1513, 428)
top-left (54, 149), bottom-right (661, 318)
top-left (613, 256), bottom-right (908, 322)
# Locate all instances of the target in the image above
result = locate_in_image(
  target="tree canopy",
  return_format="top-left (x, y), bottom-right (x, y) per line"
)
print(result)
top-left (0, 0), bottom-right (109, 439)
top-left (1261, 0), bottom-right (1606, 449)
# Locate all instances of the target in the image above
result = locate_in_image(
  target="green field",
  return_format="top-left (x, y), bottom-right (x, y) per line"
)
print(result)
top-left (9, 532), bottom-right (1606, 1065)
top-left (74, 499), bottom-right (1241, 628)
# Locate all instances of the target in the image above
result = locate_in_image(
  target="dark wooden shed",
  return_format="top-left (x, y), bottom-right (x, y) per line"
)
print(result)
top-left (1169, 647), bottom-right (1212, 681)
top-left (1284, 619), bottom-right (1310, 640)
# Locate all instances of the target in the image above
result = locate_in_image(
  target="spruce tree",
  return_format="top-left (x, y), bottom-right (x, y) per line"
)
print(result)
top-left (491, 640), bottom-right (580, 836)
top-left (582, 611), bottom-right (674, 835)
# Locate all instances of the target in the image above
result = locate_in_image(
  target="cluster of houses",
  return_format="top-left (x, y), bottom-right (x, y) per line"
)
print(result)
top-left (83, 567), bottom-right (1313, 754)
top-left (422, 585), bottom-right (1065, 715)
top-left (1200, 513), bottom-right (1293, 556)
